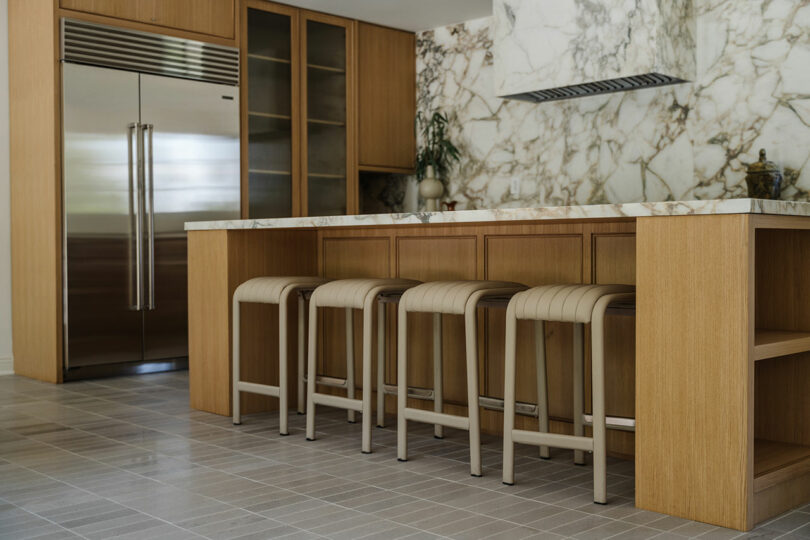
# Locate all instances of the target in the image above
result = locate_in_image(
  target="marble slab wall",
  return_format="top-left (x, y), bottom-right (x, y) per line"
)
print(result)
top-left (411, 0), bottom-right (810, 210)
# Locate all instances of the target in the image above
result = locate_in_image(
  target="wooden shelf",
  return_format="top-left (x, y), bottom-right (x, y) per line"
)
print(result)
top-left (308, 118), bottom-right (345, 126)
top-left (249, 169), bottom-right (291, 175)
top-left (307, 63), bottom-right (344, 73)
top-left (754, 439), bottom-right (810, 492)
top-left (248, 53), bottom-right (291, 64)
top-left (308, 173), bottom-right (344, 179)
top-left (248, 111), bottom-right (292, 120)
top-left (754, 329), bottom-right (810, 361)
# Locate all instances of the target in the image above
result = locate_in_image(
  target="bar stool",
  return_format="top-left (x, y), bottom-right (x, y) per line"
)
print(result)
top-left (502, 284), bottom-right (635, 504)
top-left (306, 278), bottom-right (420, 453)
top-left (397, 280), bottom-right (527, 476)
top-left (232, 276), bottom-right (328, 435)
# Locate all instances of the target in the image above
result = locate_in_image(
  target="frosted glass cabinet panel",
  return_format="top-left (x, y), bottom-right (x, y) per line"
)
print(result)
top-left (302, 14), bottom-right (354, 217)
top-left (244, 5), bottom-right (297, 218)
top-left (241, 4), bottom-right (355, 217)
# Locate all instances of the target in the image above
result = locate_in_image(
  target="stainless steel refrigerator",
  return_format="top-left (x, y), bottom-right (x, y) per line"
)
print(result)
top-left (61, 19), bottom-right (240, 378)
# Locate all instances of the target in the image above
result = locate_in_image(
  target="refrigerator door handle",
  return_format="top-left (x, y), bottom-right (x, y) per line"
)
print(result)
top-left (128, 121), bottom-right (144, 311)
top-left (143, 123), bottom-right (156, 311)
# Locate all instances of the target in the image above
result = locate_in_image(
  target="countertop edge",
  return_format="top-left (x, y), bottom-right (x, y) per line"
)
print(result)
top-left (185, 199), bottom-right (810, 231)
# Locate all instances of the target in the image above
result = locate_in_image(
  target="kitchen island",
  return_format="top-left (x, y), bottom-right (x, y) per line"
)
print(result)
top-left (186, 199), bottom-right (810, 531)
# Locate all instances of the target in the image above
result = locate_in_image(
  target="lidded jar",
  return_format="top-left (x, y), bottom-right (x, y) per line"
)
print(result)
top-left (745, 149), bottom-right (782, 199)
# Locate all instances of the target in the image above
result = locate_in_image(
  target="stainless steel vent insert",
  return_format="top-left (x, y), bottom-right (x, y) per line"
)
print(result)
top-left (61, 18), bottom-right (239, 86)
top-left (503, 73), bottom-right (684, 103)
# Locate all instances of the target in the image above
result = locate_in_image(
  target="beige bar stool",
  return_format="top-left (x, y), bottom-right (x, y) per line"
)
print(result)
top-left (232, 276), bottom-right (328, 435)
top-left (397, 280), bottom-right (527, 476)
top-left (306, 278), bottom-right (420, 453)
top-left (502, 284), bottom-right (635, 504)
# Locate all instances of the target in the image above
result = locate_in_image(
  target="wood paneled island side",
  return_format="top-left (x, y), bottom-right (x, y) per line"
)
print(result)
top-left (186, 200), bottom-right (810, 531)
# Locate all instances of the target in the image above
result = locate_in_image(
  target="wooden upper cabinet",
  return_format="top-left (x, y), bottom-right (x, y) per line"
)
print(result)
top-left (60, 0), bottom-right (236, 40)
top-left (357, 22), bottom-right (416, 173)
top-left (139, 0), bottom-right (236, 39)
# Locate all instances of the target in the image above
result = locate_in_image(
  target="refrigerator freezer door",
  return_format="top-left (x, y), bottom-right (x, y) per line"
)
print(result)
top-left (62, 63), bottom-right (144, 369)
top-left (139, 74), bottom-right (240, 362)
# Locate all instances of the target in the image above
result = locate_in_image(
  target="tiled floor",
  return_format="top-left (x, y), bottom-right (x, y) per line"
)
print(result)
top-left (0, 372), bottom-right (808, 540)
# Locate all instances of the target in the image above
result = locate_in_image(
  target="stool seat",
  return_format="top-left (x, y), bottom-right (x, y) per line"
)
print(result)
top-left (234, 276), bottom-right (328, 304)
top-left (312, 278), bottom-right (419, 309)
top-left (511, 284), bottom-right (634, 322)
top-left (401, 280), bottom-right (524, 314)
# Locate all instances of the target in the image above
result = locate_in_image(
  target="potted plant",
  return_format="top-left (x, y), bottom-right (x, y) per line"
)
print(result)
top-left (416, 111), bottom-right (460, 211)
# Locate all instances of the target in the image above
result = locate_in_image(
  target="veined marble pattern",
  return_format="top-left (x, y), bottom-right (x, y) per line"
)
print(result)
top-left (415, 1), bottom-right (810, 211)
top-left (493, 0), bottom-right (695, 98)
top-left (186, 198), bottom-right (810, 231)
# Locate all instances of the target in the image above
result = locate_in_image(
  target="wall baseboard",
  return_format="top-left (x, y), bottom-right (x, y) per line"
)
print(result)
top-left (0, 356), bottom-right (13, 376)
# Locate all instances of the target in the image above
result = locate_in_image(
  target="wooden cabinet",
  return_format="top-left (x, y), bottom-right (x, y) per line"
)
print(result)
top-left (242, 3), bottom-right (358, 218)
top-left (357, 23), bottom-right (416, 173)
top-left (60, 0), bottom-right (236, 39)
top-left (242, 2), bottom-right (414, 218)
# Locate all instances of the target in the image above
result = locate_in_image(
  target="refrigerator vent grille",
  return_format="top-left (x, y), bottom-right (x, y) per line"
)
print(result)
top-left (61, 19), bottom-right (239, 86)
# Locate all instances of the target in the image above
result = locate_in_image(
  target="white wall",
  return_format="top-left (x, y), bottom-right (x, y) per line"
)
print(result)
top-left (0, 0), bottom-right (12, 374)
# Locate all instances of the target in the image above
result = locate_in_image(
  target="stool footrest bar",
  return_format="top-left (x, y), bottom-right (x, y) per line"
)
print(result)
top-left (511, 429), bottom-right (595, 452)
top-left (382, 383), bottom-right (435, 400)
top-left (583, 414), bottom-right (636, 431)
top-left (312, 393), bottom-right (363, 412)
top-left (236, 381), bottom-right (280, 398)
top-left (403, 408), bottom-right (470, 431)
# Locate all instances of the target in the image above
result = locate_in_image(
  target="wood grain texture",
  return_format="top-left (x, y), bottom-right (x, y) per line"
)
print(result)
top-left (188, 229), bottom-right (318, 415)
top-left (357, 22), bottom-right (415, 172)
top-left (9, 0), bottom-right (62, 382)
top-left (635, 215), bottom-right (754, 530)
top-left (188, 231), bottom-right (231, 414)
top-left (60, 0), bottom-right (236, 39)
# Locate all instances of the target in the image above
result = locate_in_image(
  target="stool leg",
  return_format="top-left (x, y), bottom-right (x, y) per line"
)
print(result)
top-left (306, 300), bottom-right (318, 441)
top-left (297, 295), bottom-right (306, 415)
top-left (232, 298), bottom-right (241, 425)
top-left (592, 306), bottom-right (608, 504)
top-left (377, 301), bottom-right (386, 428)
top-left (465, 304), bottom-right (482, 477)
top-left (397, 303), bottom-right (408, 462)
top-left (502, 304), bottom-right (518, 485)
top-left (346, 307), bottom-right (356, 423)
top-left (573, 322), bottom-right (586, 465)
top-left (433, 313), bottom-right (444, 439)
top-left (278, 289), bottom-right (291, 436)
top-left (362, 302), bottom-right (374, 453)
top-left (534, 320), bottom-right (550, 459)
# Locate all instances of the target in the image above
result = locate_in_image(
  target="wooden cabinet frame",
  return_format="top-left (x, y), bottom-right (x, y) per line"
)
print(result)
top-left (299, 10), bottom-right (357, 216)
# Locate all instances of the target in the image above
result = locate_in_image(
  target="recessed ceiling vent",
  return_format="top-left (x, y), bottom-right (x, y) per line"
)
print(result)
top-left (494, 0), bottom-right (695, 103)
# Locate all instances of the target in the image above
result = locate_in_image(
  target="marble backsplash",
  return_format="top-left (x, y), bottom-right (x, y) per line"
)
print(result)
top-left (370, 0), bottom-right (810, 212)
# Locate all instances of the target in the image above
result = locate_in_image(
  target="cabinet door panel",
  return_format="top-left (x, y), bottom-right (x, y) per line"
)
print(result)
top-left (358, 23), bottom-right (415, 171)
top-left (243, 3), bottom-right (298, 218)
top-left (138, 0), bottom-right (235, 38)
top-left (301, 13), bottom-right (355, 216)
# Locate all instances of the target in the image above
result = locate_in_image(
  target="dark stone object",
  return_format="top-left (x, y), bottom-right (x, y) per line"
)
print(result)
top-left (746, 149), bottom-right (782, 199)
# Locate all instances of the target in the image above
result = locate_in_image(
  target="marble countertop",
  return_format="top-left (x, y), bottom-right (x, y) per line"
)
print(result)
top-left (185, 199), bottom-right (810, 231)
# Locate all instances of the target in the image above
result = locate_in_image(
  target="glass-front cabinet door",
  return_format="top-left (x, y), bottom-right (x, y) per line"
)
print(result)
top-left (243, 2), bottom-right (299, 218)
top-left (301, 12), bottom-right (355, 216)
